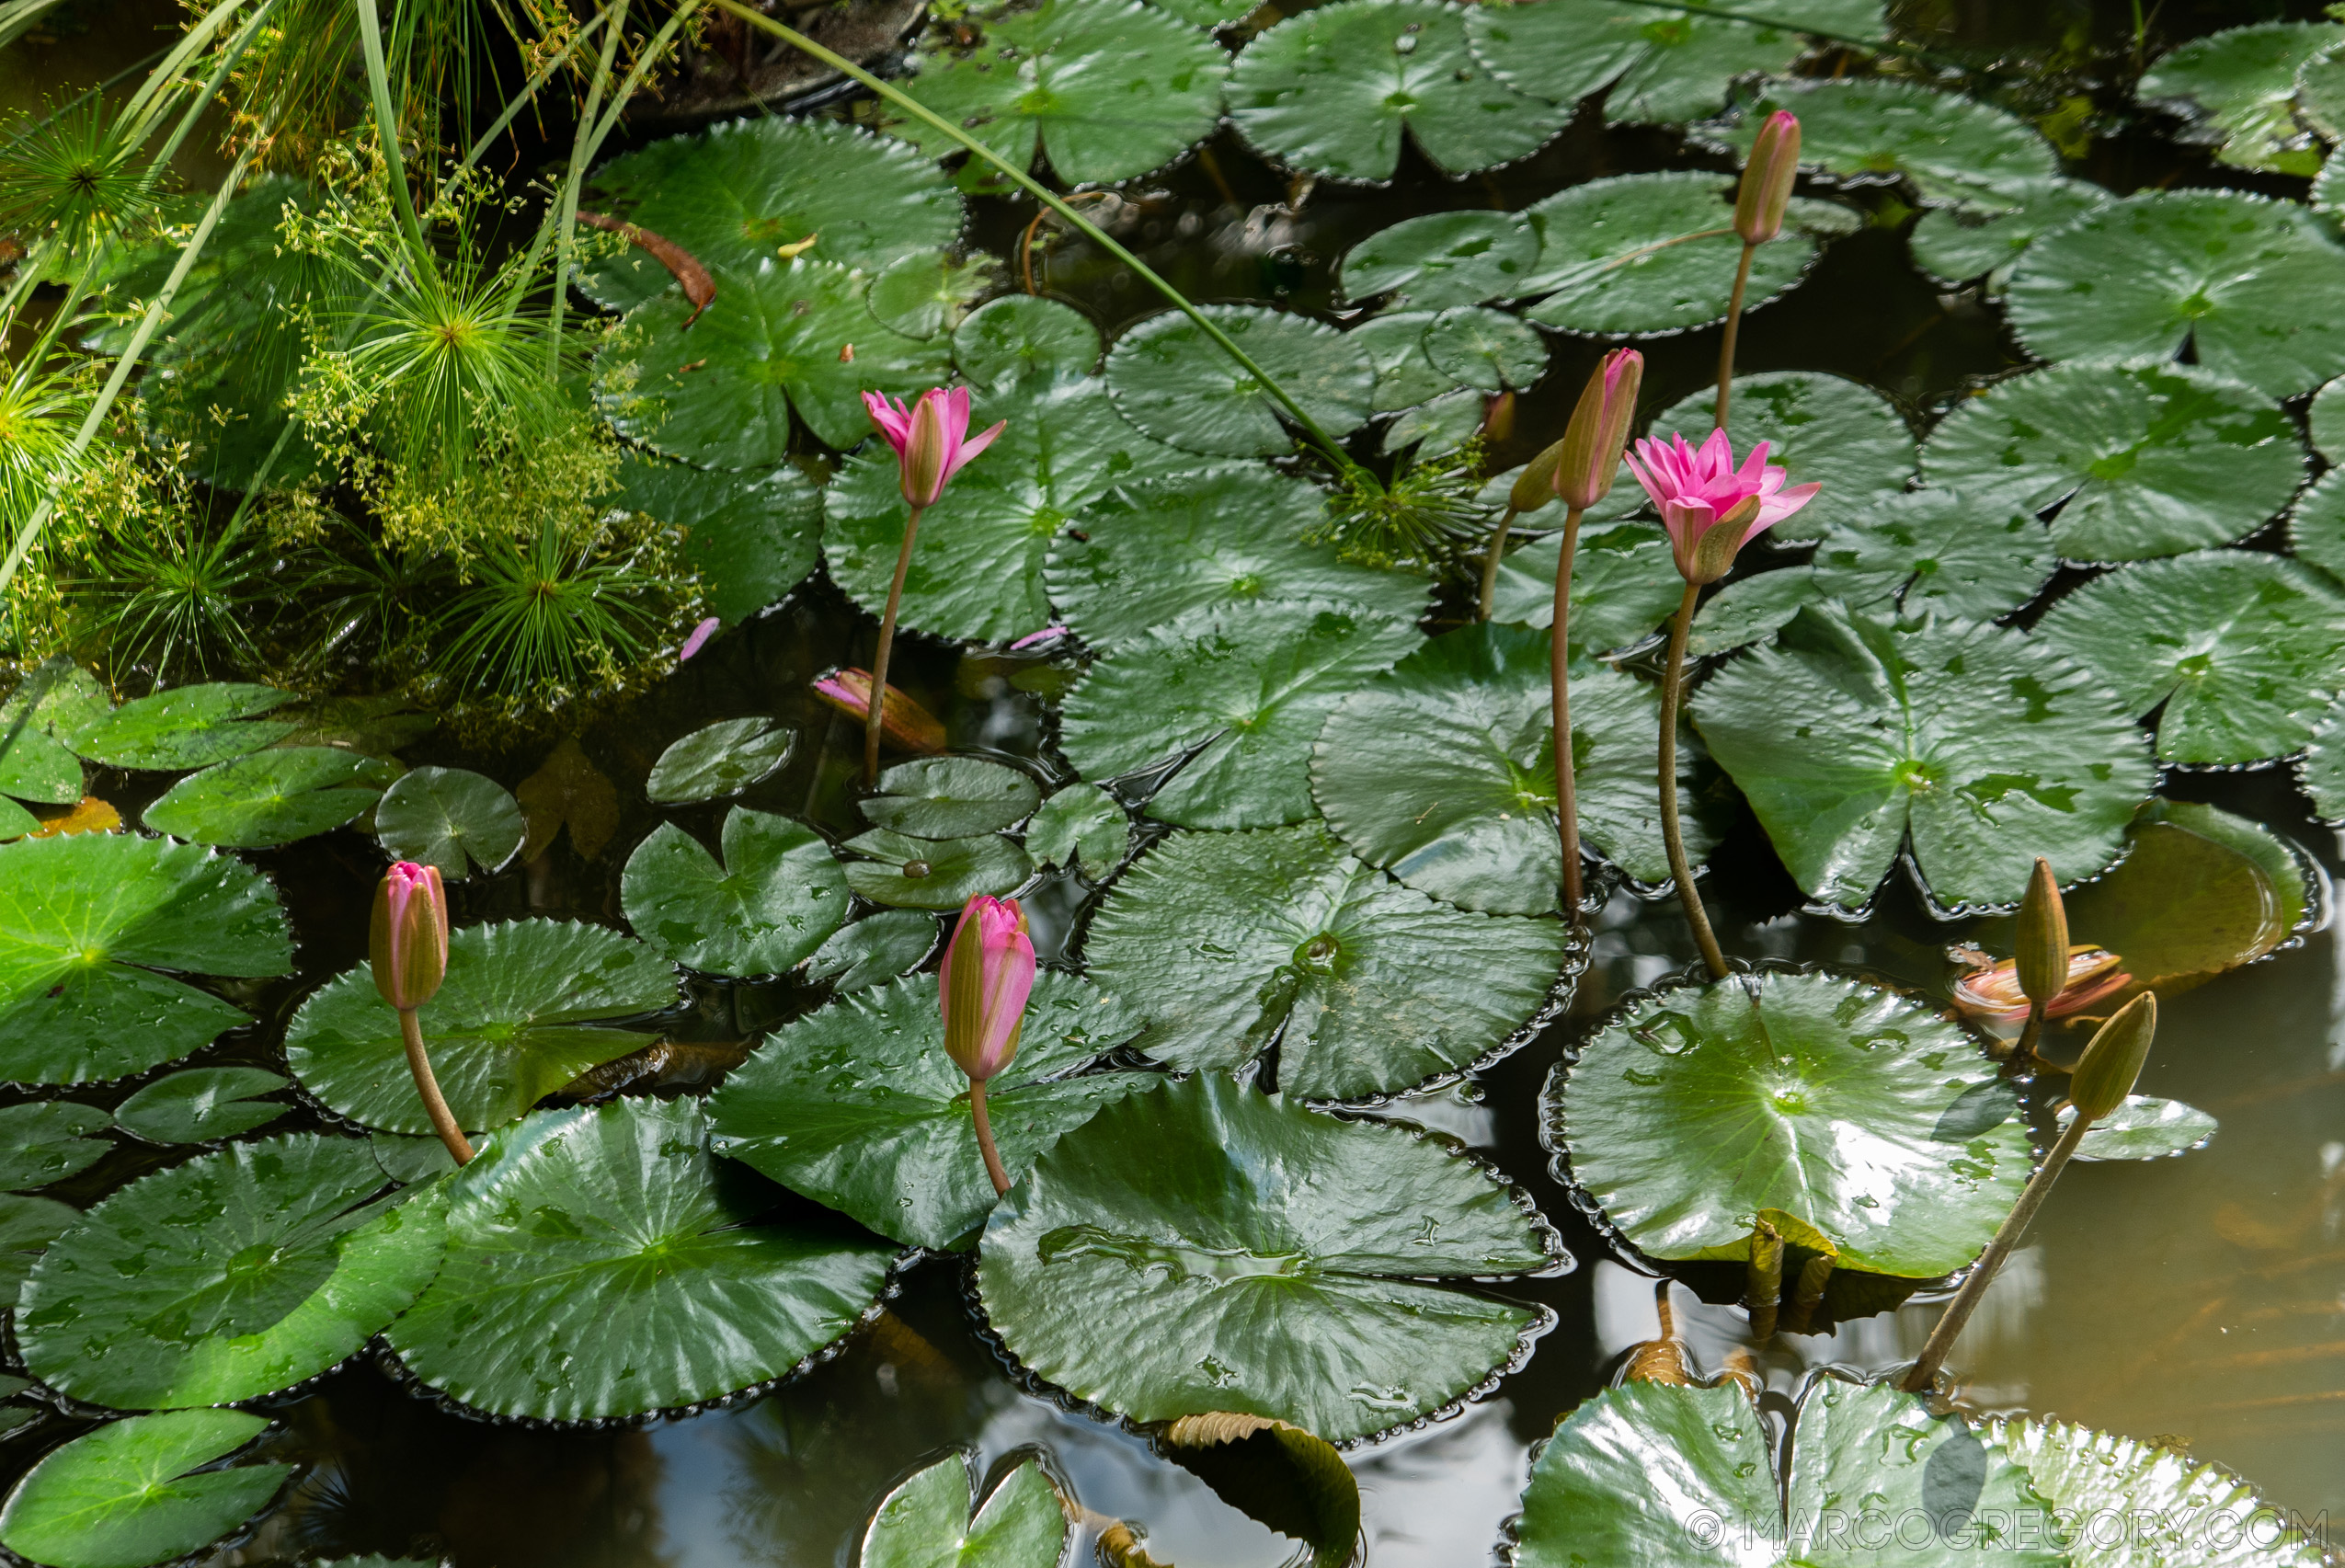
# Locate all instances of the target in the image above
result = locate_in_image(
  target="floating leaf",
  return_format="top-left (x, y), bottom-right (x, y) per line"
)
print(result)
top-left (1693, 604), bottom-right (2153, 910)
top-left (2137, 22), bottom-right (2344, 177)
top-left (647, 716), bottom-right (794, 805)
top-left (621, 808), bottom-right (851, 979)
top-left (0, 1410), bottom-right (290, 1568)
top-left (2065, 800), bottom-right (2311, 987)
top-left (283, 919), bottom-right (674, 1137)
top-left (954, 294), bottom-right (1103, 388)
top-left (1419, 306), bottom-right (1545, 394)
top-left (1700, 77), bottom-right (2059, 209)
top-left (111, 1067), bottom-right (289, 1144)
top-left (1513, 1380), bottom-right (1779, 1566)
top-left (373, 766), bottom-right (525, 880)
top-left (141, 748), bottom-right (397, 850)
top-left (1227, 0), bottom-right (1572, 182)
top-left (804, 910), bottom-right (938, 990)
top-left (1081, 822), bottom-right (1571, 1099)
top-left (1920, 361), bottom-right (2302, 563)
top-left (0, 834), bottom-right (291, 1086)
top-left (1353, 309), bottom-right (1466, 414)
top-left (709, 973), bottom-right (1149, 1249)
top-left (0, 1196), bottom-right (77, 1298)
top-left (1684, 568), bottom-right (1815, 658)
top-left (2286, 466), bottom-right (2345, 593)
top-left (887, 0), bottom-right (1228, 185)
top-left (864, 249), bottom-right (998, 341)
top-left (1807, 488), bottom-right (2056, 622)
top-left (0, 718), bottom-right (80, 809)
top-left (2306, 697), bottom-right (2345, 819)
top-left (1382, 386), bottom-right (1487, 455)
top-left (1059, 601), bottom-right (1421, 830)
top-left (17, 1135), bottom-right (446, 1409)
top-left (2062, 1095), bottom-right (2218, 1162)
top-left (978, 1075), bottom-right (1558, 1441)
top-left (1338, 210), bottom-right (1539, 309)
top-left (1104, 305), bottom-right (1375, 458)
top-left (1485, 519), bottom-right (1683, 656)
top-left (0, 1103), bottom-right (109, 1192)
top-left (385, 1098), bottom-right (897, 1422)
top-left (855, 1455), bottom-right (1067, 1568)
top-left (616, 454), bottom-right (823, 626)
top-left (60, 684), bottom-right (296, 773)
top-left (2004, 191), bottom-right (2345, 399)
top-left (841, 829), bottom-right (1033, 910)
top-left (1649, 372), bottom-right (1916, 545)
top-left (1907, 176), bottom-right (2115, 293)
top-left (1023, 784), bottom-right (1128, 876)
top-left (863, 757), bottom-right (1040, 840)
top-left (1161, 1413), bottom-right (1360, 1568)
top-left (515, 737), bottom-right (620, 862)
top-left (2034, 551), bottom-right (2345, 765)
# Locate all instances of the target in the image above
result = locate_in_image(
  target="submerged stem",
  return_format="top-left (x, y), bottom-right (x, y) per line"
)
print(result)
top-left (1476, 505), bottom-right (1517, 623)
top-left (866, 503), bottom-right (924, 785)
top-left (1550, 504), bottom-right (1585, 913)
top-left (1660, 580), bottom-right (1728, 979)
top-left (398, 1007), bottom-right (475, 1166)
top-left (1715, 242), bottom-right (1756, 429)
top-left (970, 1077), bottom-right (1011, 1196)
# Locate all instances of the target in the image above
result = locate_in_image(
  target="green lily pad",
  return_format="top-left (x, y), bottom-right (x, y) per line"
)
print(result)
top-left (1354, 310), bottom-right (1467, 413)
top-left (385, 1097), bottom-right (898, 1422)
top-left (620, 808), bottom-right (851, 978)
top-left (1382, 386), bottom-right (1488, 455)
top-left (1807, 488), bottom-right (2057, 622)
top-left (2063, 1095), bottom-right (2218, 1162)
top-left (1517, 172), bottom-right (1854, 336)
top-left (1485, 519), bottom-right (1684, 656)
top-left (827, 377), bottom-right (1193, 642)
top-left (1228, 0), bottom-right (1573, 182)
top-left (61, 684), bottom-right (297, 773)
top-left (17, 1134), bottom-right (447, 1410)
top-left (1649, 372), bottom-right (1916, 545)
top-left (580, 118), bottom-right (963, 314)
top-left (0, 1196), bottom-right (77, 1298)
top-left (1683, 568), bottom-right (1814, 658)
top-left (616, 454), bottom-right (824, 626)
top-left (141, 748), bottom-right (397, 850)
top-left (887, 0), bottom-right (1228, 186)
top-left (864, 757), bottom-right (1041, 839)
top-left (856, 1455), bottom-right (1067, 1568)
top-left (0, 1103), bottom-right (109, 1192)
top-left (2065, 800), bottom-right (2312, 986)
top-left (1081, 822), bottom-right (1572, 1099)
top-left (1692, 604), bottom-right (2153, 911)
top-left (0, 718), bottom-right (80, 809)
top-left (1104, 305), bottom-right (1376, 458)
top-left (2285, 465), bottom-right (2345, 589)
top-left (0, 834), bottom-right (291, 1086)
top-left (954, 294), bottom-right (1104, 388)
top-left (368, 1133), bottom-right (459, 1187)
top-left (804, 910), bottom-right (938, 990)
top-left (2004, 191), bottom-right (2345, 399)
top-left (1420, 306), bottom-right (1545, 393)
top-left (1920, 361), bottom-right (2303, 563)
top-left (864, 249), bottom-right (998, 341)
top-left (1312, 623), bottom-right (1711, 906)
top-left (1045, 469), bottom-right (1430, 649)
top-left (1550, 968), bottom-right (2027, 1275)
top-left (373, 766), bottom-right (526, 880)
top-left (0, 1409), bottom-right (291, 1568)
top-left (709, 972), bottom-right (1150, 1249)
top-left (2298, 44), bottom-right (2345, 140)
top-left (1161, 1413), bottom-right (1359, 1568)
top-left (1699, 77), bottom-right (2059, 209)
top-left (1339, 210), bottom-right (1540, 310)
top-left (2034, 552), bottom-right (2345, 765)
top-left (1514, 1380), bottom-right (1779, 1566)
top-left (600, 258), bottom-right (954, 469)
top-left (2307, 698), bottom-right (2345, 819)
top-left (1908, 176), bottom-right (2115, 294)
top-left (1023, 784), bottom-right (1128, 876)
top-left (1059, 600), bottom-right (1422, 830)
top-left (978, 1075), bottom-right (1557, 1441)
top-left (111, 1067), bottom-right (289, 1144)
top-left (2138, 22), bottom-right (2344, 177)
top-left (841, 829), bottom-right (1034, 910)
top-left (647, 717), bottom-right (794, 804)
top-left (282, 919), bottom-right (675, 1137)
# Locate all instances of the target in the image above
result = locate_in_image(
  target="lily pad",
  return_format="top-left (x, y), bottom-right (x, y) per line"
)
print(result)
top-left (1081, 822), bottom-right (1572, 1099)
top-left (1382, 386), bottom-right (1489, 455)
top-left (141, 748), bottom-right (397, 850)
top-left (385, 1097), bottom-right (898, 1422)
top-left (1699, 77), bottom-right (2059, 209)
top-left (1919, 361), bottom-right (2303, 563)
top-left (1161, 1413), bottom-right (1360, 1568)
top-left (2033, 551), bottom-right (2345, 765)
top-left (111, 1067), bottom-right (289, 1144)
top-left (2285, 466), bottom-right (2345, 588)
top-left (1338, 210), bottom-right (1540, 310)
top-left (282, 919), bottom-right (675, 1137)
top-left (1908, 176), bottom-right (2116, 293)
top-left (954, 294), bottom-right (1104, 388)
top-left (580, 118), bottom-right (963, 314)
top-left (373, 766), bottom-right (526, 880)
top-left (1807, 488), bottom-right (2057, 622)
top-left (1485, 520), bottom-right (1684, 656)
top-left (1684, 568), bottom-right (1814, 658)
top-left (0, 834), bottom-right (291, 1086)
top-left (887, 0), bottom-right (1228, 186)
top-left (1023, 784), bottom-right (1128, 876)
top-left (863, 757), bottom-right (1041, 839)
top-left (1550, 969), bottom-right (2027, 1275)
top-left (841, 829), bottom-right (1034, 910)
top-left (856, 1455), bottom-right (1067, 1568)
top-left (2004, 191), bottom-right (2345, 399)
top-left (864, 249), bottom-right (998, 341)
top-left (976, 1074), bottom-right (1560, 1441)
top-left (2138, 22), bottom-right (2345, 177)
top-left (0, 1103), bottom-right (109, 1192)
top-left (2063, 1095), bottom-right (2218, 1162)
top-left (1045, 469), bottom-right (1429, 649)
top-left (0, 1409), bottom-right (290, 1568)
top-left (708, 972), bottom-right (1150, 1249)
top-left (1058, 600), bottom-right (1422, 830)
top-left (1104, 305), bottom-right (1375, 458)
top-left (0, 1196), bottom-right (77, 1297)
top-left (1420, 307), bottom-right (1545, 393)
top-left (1353, 310), bottom-right (1467, 414)
top-left (1692, 604), bottom-right (2153, 911)
top-left (615, 455), bottom-right (823, 626)
top-left (0, 717), bottom-right (81, 811)
top-left (1227, 0), bottom-right (1573, 182)
top-left (2065, 800), bottom-right (2312, 986)
top-left (17, 1134), bottom-right (447, 1410)
top-left (804, 910), bottom-right (938, 990)
top-left (647, 717), bottom-right (794, 805)
top-left (621, 808), bottom-right (851, 978)
top-left (61, 684), bottom-right (297, 773)
top-left (2307, 698), bottom-right (2345, 819)
top-left (1650, 372), bottom-right (1916, 545)
top-left (1312, 623), bottom-right (1711, 906)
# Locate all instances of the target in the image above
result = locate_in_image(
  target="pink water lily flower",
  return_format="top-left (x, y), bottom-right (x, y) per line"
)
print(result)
top-left (863, 386), bottom-right (1006, 509)
top-left (1625, 428), bottom-right (1821, 585)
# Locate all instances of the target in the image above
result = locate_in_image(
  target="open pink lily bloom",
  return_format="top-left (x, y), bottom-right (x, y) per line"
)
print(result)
top-left (1625, 429), bottom-right (1821, 583)
top-left (863, 386), bottom-right (1006, 509)
top-left (939, 894), bottom-right (1035, 1082)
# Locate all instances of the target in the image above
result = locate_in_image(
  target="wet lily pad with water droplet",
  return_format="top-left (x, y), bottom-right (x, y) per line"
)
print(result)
top-left (0, 1409), bottom-right (292, 1568)
top-left (621, 807), bottom-right (851, 979)
top-left (805, 910), bottom-right (938, 991)
top-left (373, 766), bottom-right (526, 881)
top-left (142, 748), bottom-right (399, 850)
top-left (2285, 464), bottom-right (2345, 589)
top-left (1081, 821), bottom-right (1572, 1099)
top-left (2137, 22), bottom-right (2345, 177)
top-left (615, 454), bottom-right (824, 628)
top-left (1549, 968), bottom-right (2028, 1276)
top-left (977, 1073), bottom-right (1561, 1441)
top-left (1022, 784), bottom-right (1130, 878)
top-left (1484, 513), bottom-right (1683, 657)
top-left (59, 684), bottom-right (298, 773)
top-left (954, 294), bottom-right (1103, 388)
top-left (1807, 488), bottom-right (2057, 623)
top-left (855, 1453), bottom-right (1067, 1568)
top-left (2305, 698), bottom-right (2345, 820)
top-left (863, 249), bottom-right (999, 342)
top-left (1684, 567), bottom-right (1815, 658)
top-left (386, 1097), bottom-right (898, 1423)
top-left (1699, 77), bottom-right (2059, 210)
top-left (1104, 305), bottom-right (1377, 458)
top-left (1693, 604), bottom-right (2154, 912)
top-left (708, 972), bottom-right (1150, 1250)
top-left (862, 757), bottom-right (1041, 841)
top-left (0, 1103), bottom-right (108, 1192)
top-left (2064, 799), bottom-right (2313, 989)
top-left (2062, 1095), bottom-right (2218, 1162)
top-left (111, 1067), bottom-right (289, 1145)
top-left (1650, 371), bottom-right (1916, 546)
top-left (1338, 210), bottom-right (1540, 310)
top-left (647, 717), bottom-right (794, 805)
top-left (0, 1196), bottom-right (77, 1299)
top-left (841, 829), bottom-right (1033, 910)
top-left (1907, 176), bottom-right (2114, 294)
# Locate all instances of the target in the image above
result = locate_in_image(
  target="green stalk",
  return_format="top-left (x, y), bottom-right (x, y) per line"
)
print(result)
top-left (866, 503), bottom-right (925, 785)
top-left (1658, 580), bottom-right (1728, 979)
top-left (1549, 504), bottom-right (1584, 911)
top-left (1714, 242), bottom-right (1754, 429)
top-left (355, 0), bottom-right (435, 273)
top-left (546, 0), bottom-right (631, 372)
top-left (115, 0), bottom-right (257, 149)
top-left (1475, 505), bottom-right (1516, 622)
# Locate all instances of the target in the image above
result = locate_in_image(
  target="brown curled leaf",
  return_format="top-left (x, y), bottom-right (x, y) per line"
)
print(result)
top-left (577, 210), bottom-right (715, 326)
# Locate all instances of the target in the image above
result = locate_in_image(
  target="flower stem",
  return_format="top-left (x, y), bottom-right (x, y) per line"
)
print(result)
top-left (397, 1007), bottom-right (475, 1166)
top-left (2006, 1001), bottom-right (2047, 1075)
top-left (1714, 242), bottom-right (1756, 429)
top-left (1660, 580), bottom-right (1727, 979)
top-left (1549, 504), bottom-right (1586, 913)
top-left (866, 503), bottom-right (924, 785)
top-left (1476, 506), bottom-right (1517, 622)
top-left (970, 1077), bottom-right (1011, 1196)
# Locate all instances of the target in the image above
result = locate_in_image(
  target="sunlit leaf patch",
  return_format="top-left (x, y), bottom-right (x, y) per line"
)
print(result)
top-left (621, 807), bottom-right (850, 978)
top-left (141, 747), bottom-right (397, 849)
top-left (1338, 210), bottom-right (1540, 310)
top-left (2062, 1095), bottom-right (2218, 1162)
top-left (614, 455), bottom-right (823, 628)
top-left (2137, 22), bottom-right (2345, 177)
top-left (841, 830), bottom-right (1033, 910)
top-left (853, 1455), bottom-right (1068, 1568)
top-left (0, 1410), bottom-right (291, 1568)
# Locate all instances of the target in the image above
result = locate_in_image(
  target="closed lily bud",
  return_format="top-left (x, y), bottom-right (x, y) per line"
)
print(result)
top-left (813, 668), bottom-right (947, 754)
top-left (1734, 111), bottom-right (1801, 246)
top-left (2068, 992), bottom-right (2156, 1123)
top-left (1510, 438), bottom-right (1567, 513)
top-left (372, 861), bottom-right (448, 1013)
top-left (1554, 349), bottom-right (1643, 510)
top-left (2015, 857), bottom-right (2068, 1007)
top-left (940, 895), bottom-right (1035, 1083)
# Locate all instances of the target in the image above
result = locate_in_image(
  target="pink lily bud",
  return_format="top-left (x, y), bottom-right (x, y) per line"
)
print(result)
top-left (939, 895), bottom-right (1035, 1083)
top-left (1734, 111), bottom-right (1801, 246)
top-left (1951, 944), bottom-right (2132, 1027)
top-left (812, 667), bottom-right (947, 754)
top-left (1625, 429), bottom-right (1820, 585)
top-left (1554, 349), bottom-right (1644, 510)
top-left (862, 386), bottom-right (1007, 509)
top-left (372, 861), bottom-right (448, 1013)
